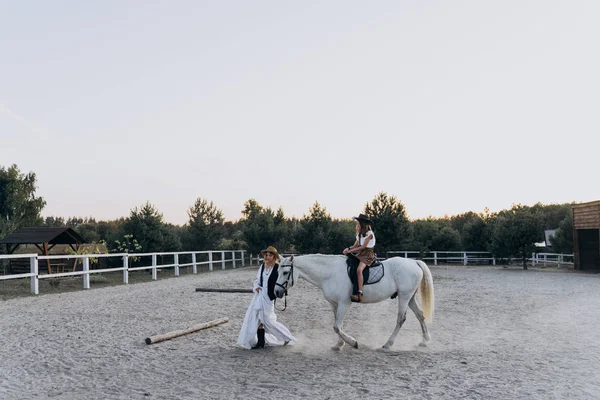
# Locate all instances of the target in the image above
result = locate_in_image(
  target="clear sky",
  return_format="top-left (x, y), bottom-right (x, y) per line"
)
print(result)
top-left (1, 1), bottom-right (598, 224)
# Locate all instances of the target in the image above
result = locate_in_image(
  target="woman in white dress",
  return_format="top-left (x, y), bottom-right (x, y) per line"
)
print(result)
top-left (237, 246), bottom-right (296, 349)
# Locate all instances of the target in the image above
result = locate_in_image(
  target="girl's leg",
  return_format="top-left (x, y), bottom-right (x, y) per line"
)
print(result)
top-left (357, 262), bottom-right (366, 293)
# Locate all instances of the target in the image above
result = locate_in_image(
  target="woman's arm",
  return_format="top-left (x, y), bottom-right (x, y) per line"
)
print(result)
top-left (343, 240), bottom-right (359, 255)
top-left (253, 265), bottom-right (262, 292)
top-left (352, 234), bottom-right (373, 252)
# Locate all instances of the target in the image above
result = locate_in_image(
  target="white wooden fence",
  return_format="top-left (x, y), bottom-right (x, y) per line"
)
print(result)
top-left (0, 250), bottom-right (246, 295)
top-left (1, 249), bottom-right (576, 296)
top-left (531, 252), bottom-right (574, 267)
top-left (387, 251), bottom-right (497, 265)
top-left (387, 251), bottom-right (574, 267)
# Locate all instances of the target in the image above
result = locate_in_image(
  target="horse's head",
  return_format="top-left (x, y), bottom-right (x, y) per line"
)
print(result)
top-left (275, 255), bottom-right (295, 299)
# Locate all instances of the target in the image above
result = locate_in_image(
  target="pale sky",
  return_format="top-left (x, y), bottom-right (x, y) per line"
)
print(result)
top-left (1, 1), bottom-right (598, 224)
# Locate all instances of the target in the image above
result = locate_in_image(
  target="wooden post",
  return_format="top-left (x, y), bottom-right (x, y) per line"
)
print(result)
top-left (152, 254), bottom-right (157, 281)
top-left (145, 317), bottom-right (229, 345)
top-left (123, 255), bottom-right (129, 284)
top-left (72, 242), bottom-right (80, 272)
top-left (30, 256), bottom-right (39, 295)
top-left (221, 251), bottom-right (225, 270)
top-left (44, 242), bottom-right (52, 274)
top-left (195, 288), bottom-right (253, 293)
top-left (174, 254), bottom-right (180, 276)
top-left (192, 253), bottom-right (197, 274)
top-left (209, 252), bottom-right (213, 271)
top-left (83, 256), bottom-right (90, 289)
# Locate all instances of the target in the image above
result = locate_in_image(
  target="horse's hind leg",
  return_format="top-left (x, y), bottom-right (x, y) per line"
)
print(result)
top-left (382, 295), bottom-right (410, 349)
top-left (408, 294), bottom-right (431, 347)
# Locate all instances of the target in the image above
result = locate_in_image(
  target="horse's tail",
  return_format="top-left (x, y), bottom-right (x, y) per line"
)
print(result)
top-left (416, 260), bottom-right (435, 323)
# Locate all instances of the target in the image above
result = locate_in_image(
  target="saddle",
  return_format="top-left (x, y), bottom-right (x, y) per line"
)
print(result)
top-left (346, 254), bottom-right (384, 296)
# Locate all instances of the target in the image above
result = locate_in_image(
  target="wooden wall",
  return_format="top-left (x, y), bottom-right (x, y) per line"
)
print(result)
top-left (573, 200), bottom-right (600, 230)
top-left (573, 200), bottom-right (600, 270)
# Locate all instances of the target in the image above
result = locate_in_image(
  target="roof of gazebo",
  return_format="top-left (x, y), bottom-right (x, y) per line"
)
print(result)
top-left (0, 227), bottom-right (85, 245)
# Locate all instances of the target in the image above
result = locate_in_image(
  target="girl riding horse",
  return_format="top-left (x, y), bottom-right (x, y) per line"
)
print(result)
top-left (343, 214), bottom-right (376, 303)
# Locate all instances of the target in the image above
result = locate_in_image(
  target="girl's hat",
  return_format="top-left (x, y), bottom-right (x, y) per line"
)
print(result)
top-left (354, 214), bottom-right (373, 225)
top-left (260, 245), bottom-right (280, 259)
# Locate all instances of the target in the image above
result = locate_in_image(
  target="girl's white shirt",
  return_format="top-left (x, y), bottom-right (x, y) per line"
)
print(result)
top-left (356, 230), bottom-right (376, 248)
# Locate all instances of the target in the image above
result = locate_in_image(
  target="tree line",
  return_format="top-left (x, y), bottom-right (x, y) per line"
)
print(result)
top-left (1, 164), bottom-right (574, 268)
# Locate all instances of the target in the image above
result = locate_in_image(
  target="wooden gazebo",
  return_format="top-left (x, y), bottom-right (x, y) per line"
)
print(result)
top-left (0, 227), bottom-right (85, 274)
top-left (572, 200), bottom-right (600, 270)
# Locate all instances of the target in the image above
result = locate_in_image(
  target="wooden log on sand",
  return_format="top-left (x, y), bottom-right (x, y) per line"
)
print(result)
top-left (195, 288), bottom-right (254, 293)
top-left (145, 317), bottom-right (229, 345)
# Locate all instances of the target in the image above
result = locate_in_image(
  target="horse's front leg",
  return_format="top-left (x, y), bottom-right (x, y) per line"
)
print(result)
top-left (332, 301), bottom-right (358, 349)
top-left (327, 301), bottom-right (345, 350)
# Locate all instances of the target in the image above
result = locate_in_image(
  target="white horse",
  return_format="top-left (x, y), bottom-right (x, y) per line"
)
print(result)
top-left (274, 254), bottom-right (434, 350)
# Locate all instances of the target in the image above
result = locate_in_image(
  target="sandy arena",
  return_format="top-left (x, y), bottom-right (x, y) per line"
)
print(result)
top-left (1, 264), bottom-right (599, 399)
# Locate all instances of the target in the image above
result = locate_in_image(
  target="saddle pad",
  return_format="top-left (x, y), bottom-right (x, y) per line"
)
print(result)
top-left (346, 260), bottom-right (385, 286)
top-left (366, 264), bottom-right (384, 284)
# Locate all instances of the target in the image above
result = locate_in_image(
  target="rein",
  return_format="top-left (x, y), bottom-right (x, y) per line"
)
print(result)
top-left (274, 261), bottom-right (294, 311)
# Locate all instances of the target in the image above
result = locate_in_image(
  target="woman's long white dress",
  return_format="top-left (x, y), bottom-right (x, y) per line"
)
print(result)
top-left (237, 264), bottom-right (296, 349)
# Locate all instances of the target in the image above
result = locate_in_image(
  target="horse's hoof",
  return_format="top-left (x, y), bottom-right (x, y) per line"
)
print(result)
top-left (418, 342), bottom-right (427, 347)
top-left (353, 342), bottom-right (358, 349)
top-left (332, 345), bottom-right (341, 351)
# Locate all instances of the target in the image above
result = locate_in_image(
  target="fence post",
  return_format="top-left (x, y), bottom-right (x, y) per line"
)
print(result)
top-left (152, 254), bottom-right (158, 280)
top-left (231, 251), bottom-right (236, 268)
top-left (209, 252), bottom-right (213, 271)
top-left (221, 251), bottom-right (225, 270)
top-left (463, 252), bottom-right (467, 266)
top-left (492, 256), bottom-right (496, 266)
top-left (30, 256), bottom-right (39, 295)
top-left (532, 252), bottom-right (536, 266)
top-left (242, 251), bottom-right (246, 267)
top-left (83, 256), bottom-right (90, 289)
top-left (434, 252), bottom-right (438, 266)
top-left (192, 253), bottom-right (197, 274)
top-left (123, 254), bottom-right (129, 284)
top-left (174, 254), bottom-right (180, 276)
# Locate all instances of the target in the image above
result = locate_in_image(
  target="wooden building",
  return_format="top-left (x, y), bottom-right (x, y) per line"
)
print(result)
top-left (572, 200), bottom-right (600, 270)
top-left (0, 227), bottom-right (86, 274)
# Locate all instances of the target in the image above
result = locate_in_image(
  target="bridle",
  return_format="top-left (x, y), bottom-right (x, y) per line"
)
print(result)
top-left (274, 261), bottom-right (294, 311)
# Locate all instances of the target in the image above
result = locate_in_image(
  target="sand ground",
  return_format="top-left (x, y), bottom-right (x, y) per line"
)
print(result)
top-left (1, 264), bottom-right (599, 400)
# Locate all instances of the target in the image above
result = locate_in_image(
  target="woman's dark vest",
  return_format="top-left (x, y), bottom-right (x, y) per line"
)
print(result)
top-left (259, 263), bottom-right (279, 301)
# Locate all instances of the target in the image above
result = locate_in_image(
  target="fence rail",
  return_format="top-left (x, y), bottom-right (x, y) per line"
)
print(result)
top-left (0, 250), bottom-right (247, 295)
top-left (387, 251), bottom-right (575, 267)
top-left (531, 252), bottom-right (574, 267)
top-left (251, 251), bottom-right (574, 267)
top-left (387, 251), bottom-right (497, 265)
